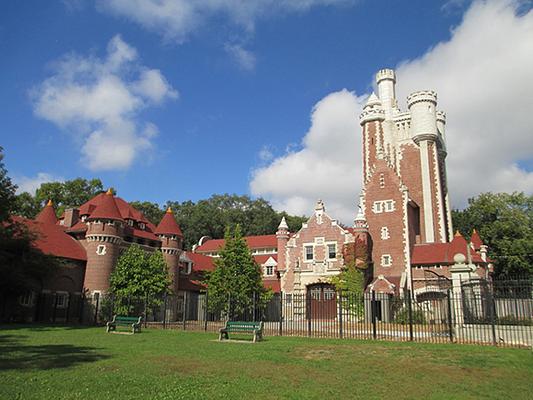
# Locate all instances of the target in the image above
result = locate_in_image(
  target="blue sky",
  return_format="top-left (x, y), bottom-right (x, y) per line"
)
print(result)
top-left (2, 0), bottom-right (533, 223)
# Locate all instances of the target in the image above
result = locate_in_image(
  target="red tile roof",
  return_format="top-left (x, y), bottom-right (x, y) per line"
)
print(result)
top-left (14, 217), bottom-right (87, 262)
top-left (253, 254), bottom-right (278, 265)
top-left (68, 192), bottom-right (160, 241)
top-left (35, 200), bottom-right (58, 225)
top-left (155, 208), bottom-right (183, 237)
top-left (187, 252), bottom-right (216, 272)
top-left (87, 189), bottom-right (123, 221)
top-left (411, 233), bottom-right (485, 265)
top-left (195, 234), bottom-right (277, 253)
top-left (470, 229), bottom-right (484, 250)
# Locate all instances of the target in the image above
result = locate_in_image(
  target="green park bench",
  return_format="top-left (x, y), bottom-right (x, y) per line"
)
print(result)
top-left (219, 321), bottom-right (264, 342)
top-left (106, 315), bottom-right (142, 334)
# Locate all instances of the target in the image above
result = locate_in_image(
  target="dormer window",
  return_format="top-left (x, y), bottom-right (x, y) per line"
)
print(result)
top-left (127, 219), bottom-right (134, 227)
top-left (139, 222), bottom-right (145, 230)
top-left (81, 215), bottom-right (87, 222)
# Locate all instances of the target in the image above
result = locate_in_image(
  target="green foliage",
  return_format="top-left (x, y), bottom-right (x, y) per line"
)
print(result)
top-left (13, 178), bottom-right (104, 218)
top-left (167, 194), bottom-right (307, 249)
top-left (0, 147), bottom-right (60, 298)
top-left (204, 225), bottom-right (271, 317)
top-left (109, 245), bottom-right (171, 314)
top-left (129, 201), bottom-right (165, 225)
top-left (393, 307), bottom-right (426, 325)
top-left (452, 192), bottom-right (533, 276)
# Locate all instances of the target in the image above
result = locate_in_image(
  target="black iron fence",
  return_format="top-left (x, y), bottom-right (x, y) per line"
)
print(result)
top-left (2, 282), bottom-right (532, 348)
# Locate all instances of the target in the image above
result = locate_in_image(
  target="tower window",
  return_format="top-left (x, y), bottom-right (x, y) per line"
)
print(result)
top-left (265, 265), bottom-right (274, 276)
top-left (96, 245), bottom-right (107, 256)
top-left (381, 254), bottom-right (392, 267)
top-left (381, 227), bottom-right (390, 240)
top-left (379, 174), bottom-right (385, 188)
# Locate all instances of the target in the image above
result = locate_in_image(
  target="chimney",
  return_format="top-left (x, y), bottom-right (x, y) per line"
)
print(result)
top-left (63, 208), bottom-right (80, 228)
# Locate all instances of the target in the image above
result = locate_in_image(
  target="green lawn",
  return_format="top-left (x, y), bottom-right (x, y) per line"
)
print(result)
top-left (0, 325), bottom-right (532, 399)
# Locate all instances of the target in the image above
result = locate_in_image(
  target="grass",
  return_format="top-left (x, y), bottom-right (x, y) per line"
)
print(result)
top-left (0, 325), bottom-right (532, 400)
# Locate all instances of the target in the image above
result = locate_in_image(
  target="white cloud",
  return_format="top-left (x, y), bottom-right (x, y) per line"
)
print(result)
top-left (14, 173), bottom-right (64, 195)
top-left (97, 0), bottom-right (353, 43)
top-left (224, 43), bottom-right (256, 71)
top-left (251, 0), bottom-right (533, 222)
top-left (32, 35), bottom-right (177, 171)
top-left (395, 0), bottom-right (533, 207)
top-left (251, 89), bottom-right (366, 222)
top-left (258, 145), bottom-right (274, 162)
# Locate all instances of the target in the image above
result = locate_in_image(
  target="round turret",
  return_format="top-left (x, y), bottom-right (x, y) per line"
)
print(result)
top-left (84, 189), bottom-right (124, 293)
top-left (376, 69), bottom-right (396, 84)
top-left (407, 90), bottom-right (438, 144)
top-left (155, 207), bottom-right (183, 293)
top-left (359, 93), bottom-right (385, 125)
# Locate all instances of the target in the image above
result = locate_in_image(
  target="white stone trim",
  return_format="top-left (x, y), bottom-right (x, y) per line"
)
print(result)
top-left (419, 140), bottom-right (435, 242)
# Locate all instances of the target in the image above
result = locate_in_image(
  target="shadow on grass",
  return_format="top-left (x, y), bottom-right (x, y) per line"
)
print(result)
top-left (0, 331), bottom-right (110, 371)
top-left (0, 323), bottom-right (100, 332)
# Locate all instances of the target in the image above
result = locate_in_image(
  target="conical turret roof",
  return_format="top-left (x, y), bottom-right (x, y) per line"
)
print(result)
top-left (155, 207), bottom-right (183, 236)
top-left (470, 229), bottom-right (484, 249)
top-left (35, 200), bottom-right (58, 225)
top-left (277, 216), bottom-right (289, 230)
top-left (87, 189), bottom-right (123, 221)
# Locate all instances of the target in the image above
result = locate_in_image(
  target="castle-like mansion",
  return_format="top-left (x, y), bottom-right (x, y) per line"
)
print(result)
top-left (9, 69), bottom-right (491, 319)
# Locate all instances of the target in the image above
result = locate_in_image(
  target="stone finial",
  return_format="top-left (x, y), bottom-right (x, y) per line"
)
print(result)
top-left (315, 199), bottom-right (325, 212)
top-left (278, 216), bottom-right (289, 231)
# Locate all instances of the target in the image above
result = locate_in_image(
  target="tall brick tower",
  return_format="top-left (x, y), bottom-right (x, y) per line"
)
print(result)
top-left (155, 207), bottom-right (183, 293)
top-left (358, 69), bottom-right (453, 292)
top-left (83, 189), bottom-right (124, 294)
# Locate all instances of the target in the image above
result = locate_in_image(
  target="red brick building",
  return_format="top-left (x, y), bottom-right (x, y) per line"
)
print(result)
top-left (357, 69), bottom-right (491, 297)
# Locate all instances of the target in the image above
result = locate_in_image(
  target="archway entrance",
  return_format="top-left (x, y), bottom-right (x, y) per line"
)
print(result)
top-left (307, 283), bottom-right (336, 319)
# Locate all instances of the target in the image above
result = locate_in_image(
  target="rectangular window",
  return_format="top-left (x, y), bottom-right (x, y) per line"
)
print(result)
top-left (385, 200), bottom-right (395, 212)
top-left (305, 245), bottom-right (313, 261)
top-left (266, 265), bottom-right (274, 276)
top-left (55, 292), bottom-right (69, 309)
top-left (373, 201), bottom-right (383, 213)
top-left (19, 290), bottom-right (35, 307)
top-left (327, 244), bottom-right (336, 259)
top-left (381, 254), bottom-right (392, 267)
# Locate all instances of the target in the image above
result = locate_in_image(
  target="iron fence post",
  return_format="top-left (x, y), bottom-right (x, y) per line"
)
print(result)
top-left (253, 291), bottom-right (257, 322)
top-left (52, 293), bottom-right (58, 323)
top-left (489, 289), bottom-right (497, 345)
top-left (307, 293), bottom-right (312, 337)
top-left (162, 293), bottom-right (167, 329)
top-left (65, 292), bottom-right (71, 323)
top-left (204, 291), bottom-right (209, 332)
top-left (407, 290), bottom-right (414, 341)
top-left (279, 292), bottom-right (284, 336)
top-left (144, 293), bottom-right (148, 328)
top-left (372, 290), bottom-right (377, 340)
top-left (79, 293), bottom-right (85, 324)
top-left (338, 290), bottom-right (343, 339)
top-left (93, 294), bottom-right (100, 325)
top-left (183, 291), bottom-right (187, 330)
top-left (447, 289), bottom-right (453, 342)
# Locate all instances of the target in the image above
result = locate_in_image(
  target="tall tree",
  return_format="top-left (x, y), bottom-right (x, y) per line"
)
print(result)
top-left (14, 178), bottom-right (105, 218)
top-left (0, 147), bottom-right (59, 302)
top-left (110, 245), bottom-right (171, 298)
top-left (129, 201), bottom-right (165, 225)
top-left (204, 225), bottom-right (269, 317)
top-left (452, 192), bottom-right (533, 276)
top-left (167, 194), bottom-right (306, 249)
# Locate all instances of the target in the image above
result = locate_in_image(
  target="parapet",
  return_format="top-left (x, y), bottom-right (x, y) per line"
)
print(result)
top-left (407, 90), bottom-right (437, 108)
top-left (360, 94), bottom-right (385, 125)
top-left (376, 69), bottom-right (396, 84)
top-left (436, 110), bottom-right (446, 124)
